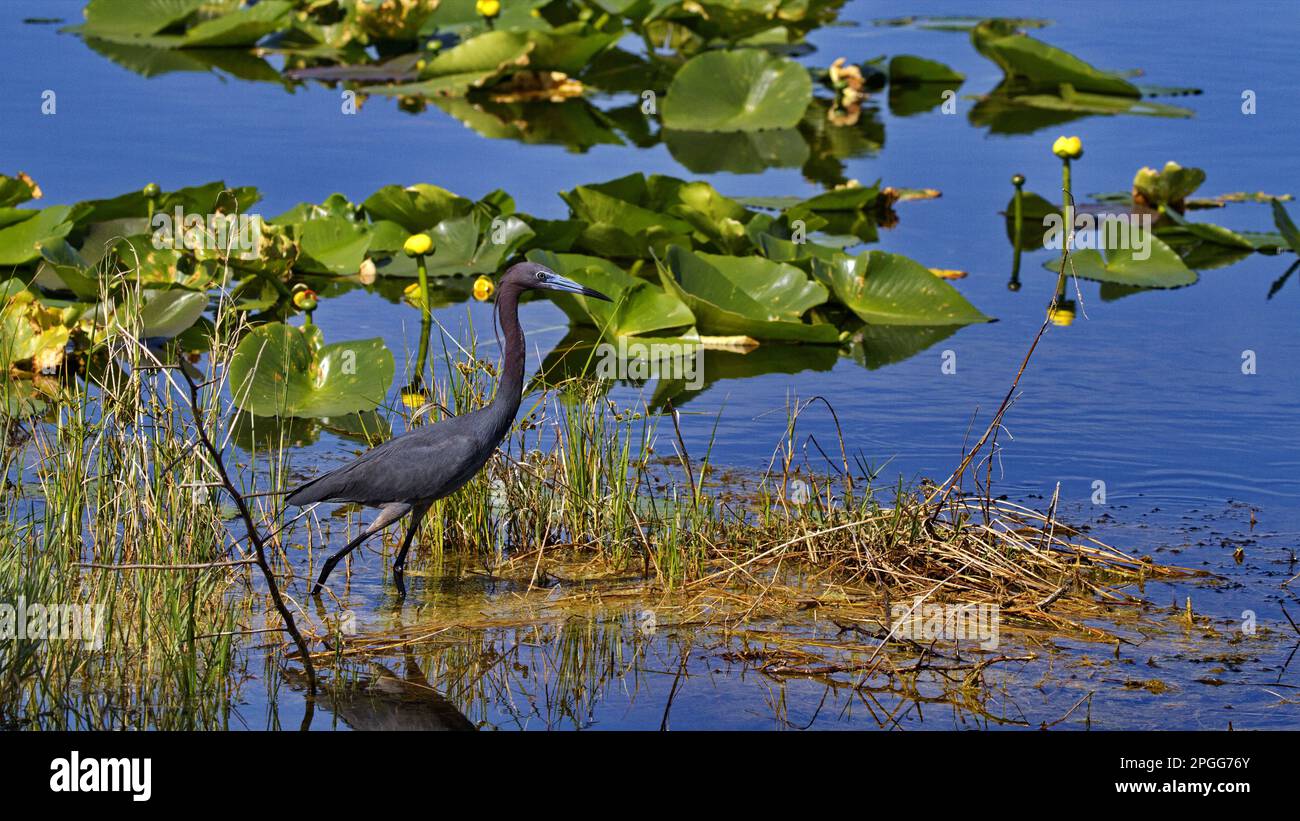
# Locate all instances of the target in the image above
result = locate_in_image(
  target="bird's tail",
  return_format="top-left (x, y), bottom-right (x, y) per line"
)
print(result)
top-left (285, 478), bottom-right (327, 507)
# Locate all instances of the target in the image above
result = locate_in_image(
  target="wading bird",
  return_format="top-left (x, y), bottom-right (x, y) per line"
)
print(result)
top-left (287, 262), bottom-right (611, 596)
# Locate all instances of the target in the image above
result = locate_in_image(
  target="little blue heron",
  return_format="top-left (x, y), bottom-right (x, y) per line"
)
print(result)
top-left (287, 262), bottom-right (611, 595)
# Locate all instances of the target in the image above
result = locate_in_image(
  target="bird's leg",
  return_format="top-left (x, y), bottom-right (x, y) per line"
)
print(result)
top-left (311, 530), bottom-right (371, 596)
top-left (312, 502), bottom-right (411, 596)
top-left (392, 502), bottom-right (431, 598)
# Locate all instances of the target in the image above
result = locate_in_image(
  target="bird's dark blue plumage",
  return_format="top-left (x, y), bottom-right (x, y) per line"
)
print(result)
top-left (289, 261), bottom-right (611, 595)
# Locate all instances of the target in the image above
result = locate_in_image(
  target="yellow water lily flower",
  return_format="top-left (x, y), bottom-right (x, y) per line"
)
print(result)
top-left (1048, 305), bottom-right (1076, 327)
top-left (1052, 135), bottom-right (1083, 160)
top-left (476, 0), bottom-right (500, 18)
top-left (403, 233), bottom-right (433, 256)
top-left (473, 275), bottom-right (495, 301)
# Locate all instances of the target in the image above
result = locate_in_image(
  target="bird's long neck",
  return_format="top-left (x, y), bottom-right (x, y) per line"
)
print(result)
top-left (486, 283), bottom-right (525, 440)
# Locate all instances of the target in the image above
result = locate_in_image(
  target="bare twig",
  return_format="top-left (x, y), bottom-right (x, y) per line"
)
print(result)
top-left (176, 359), bottom-right (317, 695)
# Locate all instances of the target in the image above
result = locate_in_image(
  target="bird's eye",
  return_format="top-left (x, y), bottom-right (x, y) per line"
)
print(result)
top-left (534, 271), bottom-right (547, 281)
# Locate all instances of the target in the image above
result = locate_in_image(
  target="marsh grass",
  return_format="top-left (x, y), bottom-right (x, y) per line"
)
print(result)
top-left (2, 265), bottom-right (1193, 729)
top-left (371, 347), bottom-right (1189, 642)
top-left (0, 266), bottom-right (258, 728)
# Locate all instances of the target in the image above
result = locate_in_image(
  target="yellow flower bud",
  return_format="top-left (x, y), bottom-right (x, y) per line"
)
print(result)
top-left (403, 233), bottom-right (432, 257)
top-left (473, 275), bottom-right (495, 301)
top-left (401, 390), bottom-right (428, 410)
top-left (1052, 135), bottom-right (1083, 160)
top-left (402, 282), bottom-right (426, 311)
top-left (476, 0), bottom-right (501, 18)
top-left (358, 258), bottom-right (377, 284)
top-left (291, 286), bottom-right (318, 311)
top-left (142, 182), bottom-right (161, 198)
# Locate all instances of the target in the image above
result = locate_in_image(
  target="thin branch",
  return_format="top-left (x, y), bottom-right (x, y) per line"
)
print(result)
top-left (176, 358), bottom-right (317, 695)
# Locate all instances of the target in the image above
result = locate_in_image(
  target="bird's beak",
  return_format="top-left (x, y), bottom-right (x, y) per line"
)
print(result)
top-left (544, 273), bottom-right (613, 302)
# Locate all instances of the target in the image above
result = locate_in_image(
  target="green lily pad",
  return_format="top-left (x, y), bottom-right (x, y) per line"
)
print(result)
top-left (175, 1), bottom-right (292, 48)
top-left (72, 181), bottom-right (260, 227)
top-left (362, 184), bottom-right (472, 234)
top-left (558, 173), bottom-right (768, 258)
top-left (814, 250), bottom-right (991, 326)
top-left (376, 31), bottom-right (535, 97)
top-left (296, 216), bottom-right (371, 276)
top-left (659, 246), bottom-right (838, 343)
top-left (526, 24), bottom-right (624, 74)
top-left (527, 250), bottom-right (695, 340)
top-left (376, 215), bottom-right (533, 278)
top-left (847, 322), bottom-right (961, 370)
top-left (433, 96), bottom-right (625, 153)
top-left (1271, 200), bottom-right (1300, 255)
top-left (0, 174), bottom-right (41, 208)
top-left (663, 128), bottom-right (809, 174)
top-left (795, 181), bottom-right (881, 212)
top-left (270, 193), bottom-right (359, 225)
top-left (889, 83), bottom-right (960, 116)
top-left (1, 281), bottom-right (76, 372)
top-left (971, 19), bottom-right (1139, 96)
top-left (1157, 210), bottom-right (1256, 253)
top-left (561, 179), bottom-right (695, 259)
top-left (365, 220), bottom-right (411, 255)
top-left (76, 0), bottom-right (206, 40)
top-left (1040, 231), bottom-right (1196, 288)
top-left (1, 374), bottom-right (56, 417)
top-left (228, 322), bottom-right (395, 418)
top-left (82, 36), bottom-right (283, 81)
top-left (74, 0), bottom-right (292, 48)
top-left (970, 85), bottom-right (1191, 135)
top-left (231, 409), bottom-right (391, 455)
top-left (36, 240), bottom-right (103, 298)
top-left (138, 288), bottom-right (207, 338)
top-left (424, 0), bottom-right (553, 37)
top-left (889, 55), bottom-right (964, 84)
top-left (0, 206), bottom-right (74, 265)
top-left (646, 339), bottom-right (841, 410)
top-left (662, 49), bottom-right (813, 132)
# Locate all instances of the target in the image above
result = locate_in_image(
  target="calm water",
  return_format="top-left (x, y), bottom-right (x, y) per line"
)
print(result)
top-left (3, 0), bottom-right (1299, 728)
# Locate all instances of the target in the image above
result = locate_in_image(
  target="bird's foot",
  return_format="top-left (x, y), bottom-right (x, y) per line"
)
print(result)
top-left (392, 565), bottom-right (407, 598)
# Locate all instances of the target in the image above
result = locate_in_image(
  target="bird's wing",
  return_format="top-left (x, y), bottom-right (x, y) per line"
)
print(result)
top-left (286, 423), bottom-right (486, 508)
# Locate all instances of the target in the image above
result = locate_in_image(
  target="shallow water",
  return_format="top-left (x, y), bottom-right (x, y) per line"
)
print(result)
top-left (3, 1), bottom-right (1299, 728)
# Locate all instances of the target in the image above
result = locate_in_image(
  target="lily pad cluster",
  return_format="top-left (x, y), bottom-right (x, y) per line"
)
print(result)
top-left (0, 171), bottom-right (403, 419)
top-left (1004, 162), bottom-right (1296, 296)
top-left (527, 172), bottom-right (990, 349)
top-left (66, 2), bottom-right (976, 187)
top-left (2, 167), bottom-right (991, 418)
top-left (968, 19), bottom-right (1199, 134)
top-left (72, 0), bottom-right (847, 54)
